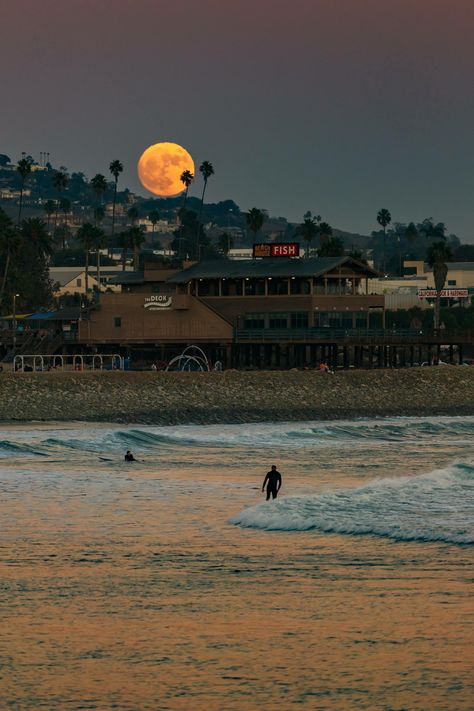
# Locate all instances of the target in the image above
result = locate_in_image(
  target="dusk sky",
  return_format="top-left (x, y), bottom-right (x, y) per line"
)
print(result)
top-left (2, 0), bottom-right (474, 240)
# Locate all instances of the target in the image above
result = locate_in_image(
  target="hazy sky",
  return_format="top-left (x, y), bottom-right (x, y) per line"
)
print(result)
top-left (2, 0), bottom-right (474, 240)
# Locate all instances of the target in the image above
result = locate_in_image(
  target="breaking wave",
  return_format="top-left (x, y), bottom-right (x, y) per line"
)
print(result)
top-left (230, 462), bottom-right (474, 545)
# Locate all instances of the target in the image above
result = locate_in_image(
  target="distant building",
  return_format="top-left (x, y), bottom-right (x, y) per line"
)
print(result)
top-left (50, 266), bottom-right (132, 296)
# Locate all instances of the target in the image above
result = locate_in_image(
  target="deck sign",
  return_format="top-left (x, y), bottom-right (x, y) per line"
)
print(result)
top-left (418, 289), bottom-right (468, 299)
top-left (253, 242), bottom-right (300, 258)
top-left (144, 295), bottom-right (173, 309)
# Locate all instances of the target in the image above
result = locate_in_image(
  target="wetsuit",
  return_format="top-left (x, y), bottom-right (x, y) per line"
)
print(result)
top-left (124, 453), bottom-right (135, 461)
top-left (262, 469), bottom-right (282, 500)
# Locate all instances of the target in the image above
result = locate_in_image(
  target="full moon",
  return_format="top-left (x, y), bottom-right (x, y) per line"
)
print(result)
top-left (137, 142), bottom-right (194, 197)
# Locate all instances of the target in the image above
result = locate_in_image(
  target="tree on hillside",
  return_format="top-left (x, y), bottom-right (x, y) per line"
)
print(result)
top-left (16, 157), bottom-right (32, 226)
top-left (149, 209), bottom-right (160, 233)
top-left (0, 208), bottom-right (19, 308)
top-left (426, 240), bottom-right (453, 330)
top-left (109, 159), bottom-right (123, 241)
top-left (90, 174), bottom-right (108, 226)
top-left (43, 199), bottom-right (56, 233)
top-left (52, 170), bottom-right (69, 234)
top-left (297, 214), bottom-right (319, 257)
top-left (246, 208), bottom-right (265, 249)
top-left (317, 236), bottom-right (344, 258)
top-left (127, 205), bottom-right (139, 225)
top-left (196, 161), bottom-right (214, 258)
top-left (77, 223), bottom-right (100, 294)
top-left (318, 221), bottom-right (333, 245)
top-left (21, 217), bottom-right (55, 260)
top-left (128, 225), bottom-right (146, 269)
top-left (377, 208), bottom-right (391, 274)
top-left (217, 232), bottom-right (234, 255)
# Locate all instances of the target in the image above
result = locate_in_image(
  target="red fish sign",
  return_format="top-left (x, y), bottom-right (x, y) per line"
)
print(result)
top-left (253, 242), bottom-right (300, 258)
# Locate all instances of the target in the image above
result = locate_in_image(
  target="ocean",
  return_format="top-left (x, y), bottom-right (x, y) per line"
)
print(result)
top-left (0, 416), bottom-right (473, 710)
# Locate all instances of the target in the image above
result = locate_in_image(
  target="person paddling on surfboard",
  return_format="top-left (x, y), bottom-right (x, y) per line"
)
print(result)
top-left (124, 450), bottom-right (136, 462)
top-left (262, 465), bottom-right (282, 501)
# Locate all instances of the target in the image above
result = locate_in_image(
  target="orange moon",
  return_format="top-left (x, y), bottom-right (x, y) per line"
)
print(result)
top-left (137, 142), bottom-right (194, 197)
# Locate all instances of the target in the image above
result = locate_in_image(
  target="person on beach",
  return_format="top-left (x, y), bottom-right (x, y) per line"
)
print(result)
top-left (262, 465), bottom-right (282, 501)
top-left (124, 450), bottom-right (136, 462)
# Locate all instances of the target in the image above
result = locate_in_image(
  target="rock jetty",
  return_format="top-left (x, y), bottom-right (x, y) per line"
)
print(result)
top-left (2, 368), bottom-right (474, 425)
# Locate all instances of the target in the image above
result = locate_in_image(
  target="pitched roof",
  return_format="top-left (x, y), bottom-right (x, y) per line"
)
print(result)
top-left (167, 257), bottom-right (378, 283)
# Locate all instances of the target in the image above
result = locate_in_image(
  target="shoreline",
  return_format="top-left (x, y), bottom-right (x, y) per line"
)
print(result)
top-left (2, 368), bottom-right (474, 425)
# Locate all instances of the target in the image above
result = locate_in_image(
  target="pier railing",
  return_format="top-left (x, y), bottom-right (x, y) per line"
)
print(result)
top-left (235, 328), bottom-right (474, 344)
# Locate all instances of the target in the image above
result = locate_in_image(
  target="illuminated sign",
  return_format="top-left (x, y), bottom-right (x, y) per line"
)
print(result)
top-left (418, 289), bottom-right (468, 299)
top-left (144, 295), bottom-right (173, 309)
top-left (253, 242), bottom-right (300, 258)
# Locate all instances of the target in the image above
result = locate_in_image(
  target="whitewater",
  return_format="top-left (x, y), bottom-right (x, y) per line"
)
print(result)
top-left (1, 415), bottom-right (473, 710)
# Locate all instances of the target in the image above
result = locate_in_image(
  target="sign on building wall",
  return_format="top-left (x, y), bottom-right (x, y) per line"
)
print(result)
top-left (253, 242), bottom-right (300, 258)
top-left (418, 289), bottom-right (468, 299)
top-left (144, 295), bottom-right (173, 309)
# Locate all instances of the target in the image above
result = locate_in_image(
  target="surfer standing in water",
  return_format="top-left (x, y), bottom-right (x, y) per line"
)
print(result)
top-left (262, 465), bottom-right (282, 501)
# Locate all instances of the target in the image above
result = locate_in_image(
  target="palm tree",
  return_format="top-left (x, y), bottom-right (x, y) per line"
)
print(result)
top-left (128, 226), bottom-right (146, 269)
top-left (77, 223), bottom-right (98, 295)
top-left (319, 222), bottom-right (333, 245)
top-left (246, 208), bottom-right (265, 250)
top-left (178, 170), bottom-right (193, 257)
top-left (109, 159), bottom-right (123, 240)
top-left (58, 197), bottom-right (71, 249)
top-left (180, 169), bottom-right (194, 208)
top-left (52, 170), bottom-right (69, 234)
top-left (16, 158), bottom-right (32, 226)
top-left (43, 199), bottom-right (56, 233)
top-left (318, 236), bottom-right (345, 258)
top-left (0, 208), bottom-right (18, 307)
top-left (196, 161), bottom-right (214, 258)
top-left (298, 215), bottom-right (319, 257)
top-left (149, 209), bottom-right (160, 233)
top-left (427, 240), bottom-right (453, 330)
top-left (21, 218), bottom-right (55, 260)
top-left (127, 205), bottom-right (139, 226)
top-left (377, 208), bottom-right (391, 274)
top-left (118, 230), bottom-right (131, 271)
top-left (92, 226), bottom-right (106, 290)
top-left (90, 174), bottom-right (108, 226)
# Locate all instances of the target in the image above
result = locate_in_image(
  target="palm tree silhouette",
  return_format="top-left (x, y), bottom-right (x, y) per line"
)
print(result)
top-left (377, 208), bottom-right (391, 274)
top-left (298, 215), bottom-right (319, 257)
top-left (77, 223), bottom-right (99, 294)
top-left (196, 161), bottom-right (214, 259)
top-left (178, 170), bottom-right (193, 258)
top-left (0, 208), bottom-right (19, 306)
top-left (109, 159), bottom-right (123, 241)
top-left (43, 199), bottom-right (56, 233)
top-left (90, 174), bottom-right (108, 226)
top-left (127, 205), bottom-right (139, 226)
top-left (128, 226), bottom-right (146, 269)
top-left (246, 208), bottom-right (265, 251)
top-left (52, 170), bottom-right (69, 235)
top-left (149, 210), bottom-right (160, 233)
top-left (21, 218), bottom-right (55, 260)
top-left (16, 158), bottom-right (32, 226)
top-left (427, 240), bottom-right (452, 330)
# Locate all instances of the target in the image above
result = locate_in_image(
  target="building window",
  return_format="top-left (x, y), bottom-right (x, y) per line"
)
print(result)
top-left (76, 278), bottom-right (82, 287)
top-left (114, 317), bottom-right (122, 328)
top-left (152, 284), bottom-right (175, 294)
top-left (244, 313), bottom-right (265, 329)
top-left (267, 278), bottom-right (288, 295)
top-left (269, 312), bottom-right (288, 329)
top-left (447, 280), bottom-right (457, 286)
top-left (290, 312), bottom-right (308, 329)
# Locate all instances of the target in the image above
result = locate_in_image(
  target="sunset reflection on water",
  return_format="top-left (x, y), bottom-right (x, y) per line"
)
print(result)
top-left (0, 420), bottom-right (473, 710)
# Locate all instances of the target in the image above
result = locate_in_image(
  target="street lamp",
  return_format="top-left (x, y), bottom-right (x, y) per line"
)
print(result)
top-left (12, 293), bottom-right (20, 357)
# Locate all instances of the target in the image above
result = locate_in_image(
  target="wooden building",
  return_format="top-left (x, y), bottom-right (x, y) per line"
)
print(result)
top-left (77, 257), bottom-right (388, 367)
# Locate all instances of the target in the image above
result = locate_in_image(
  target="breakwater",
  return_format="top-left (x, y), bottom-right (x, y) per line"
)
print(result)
top-left (2, 368), bottom-right (474, 424)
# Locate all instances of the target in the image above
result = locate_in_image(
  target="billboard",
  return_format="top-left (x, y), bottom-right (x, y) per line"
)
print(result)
top-left (253, 242), bottom-right (300, 258)
top-left (418, 289), bottom-right (468, 299)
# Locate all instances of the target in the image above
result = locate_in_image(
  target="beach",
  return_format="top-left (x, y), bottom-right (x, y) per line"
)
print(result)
top-left (2, 367), bottom-right (474, 424)
top-left (0, 417), bottom-right (473, 710)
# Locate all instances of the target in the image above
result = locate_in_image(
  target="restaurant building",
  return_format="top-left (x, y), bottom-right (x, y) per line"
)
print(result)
top-left (77, 256), bottom-right (386, 367)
